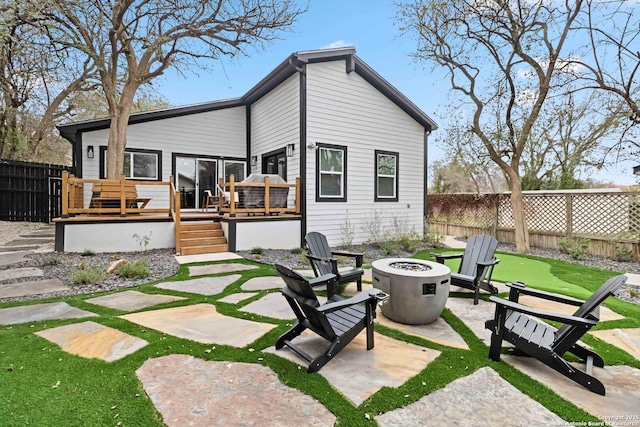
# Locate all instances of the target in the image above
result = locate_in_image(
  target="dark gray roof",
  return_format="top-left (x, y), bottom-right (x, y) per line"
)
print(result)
top-left (58, 47), bottom-right (437, 143)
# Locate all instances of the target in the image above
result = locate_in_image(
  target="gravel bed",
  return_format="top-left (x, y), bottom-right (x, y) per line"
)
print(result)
top-left (0, 249), bottom-right (179, 303)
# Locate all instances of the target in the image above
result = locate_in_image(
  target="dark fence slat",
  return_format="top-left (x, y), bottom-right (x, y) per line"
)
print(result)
top-left (0, 159), bottom-right (73, 223)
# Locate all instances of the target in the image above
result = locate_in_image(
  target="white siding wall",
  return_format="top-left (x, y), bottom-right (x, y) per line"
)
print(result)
top-left (251, 74), bottom-right (300, 207)
top-left (306, 61), bottom-right (426, 247)
top-left (81, 107), bottom-right (246, 207)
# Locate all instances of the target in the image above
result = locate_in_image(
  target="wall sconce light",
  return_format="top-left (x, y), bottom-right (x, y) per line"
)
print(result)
top-left (251, 155), bottom-right (257, 167)
top-left (87, 145), bottom-right (94, 159)
top-left (286, 143), bottom-right (295, 157)
top-left (307, 142), bottom-right (317, 150)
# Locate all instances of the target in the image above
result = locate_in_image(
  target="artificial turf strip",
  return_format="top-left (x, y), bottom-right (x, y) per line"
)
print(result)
top-left (1, 254), bottom-right (638, 426)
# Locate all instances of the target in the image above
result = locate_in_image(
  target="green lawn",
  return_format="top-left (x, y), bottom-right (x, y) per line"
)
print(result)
top-left (1, 254), bottom-right (639, 426)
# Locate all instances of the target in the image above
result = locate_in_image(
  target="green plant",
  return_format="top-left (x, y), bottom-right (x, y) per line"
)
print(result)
top-left (362, 210), bottom-right (385, 246)
top-left (382, 240), bottom-right (400, 256)
top-left (400, 233), bottom-right (421, 253)
top-left (559, 236), bottom-right (589, 260)
top-left (630, 289), bottom-right (639, 298)
top-left (250, 247), bottom-right (263, 255)
top-left (612, 244), bottom-right (634, 262)
top-left (116, 259), bottom-right (150, 279)
top-left (340, 210), bottom-right (356, 248)
top-left (424, 231), bottom-right (445, 248)
top-left (81, 248), bottom-right (96, 257)
top-left (289, 247), bottom-right (304, 255)
top-left (41, 255), bottom-right (62, 266)
top-left (70, 265), bottom-right (106, 284)
top-left (132, 231), bottom-right (153, 251)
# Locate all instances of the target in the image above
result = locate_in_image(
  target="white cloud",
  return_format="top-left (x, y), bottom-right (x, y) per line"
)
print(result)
top-left (320, 40), bottom-right (354, 49)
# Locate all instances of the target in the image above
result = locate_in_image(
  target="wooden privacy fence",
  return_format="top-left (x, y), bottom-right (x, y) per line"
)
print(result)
top-left (427, 191), bottom-right (640, 259)
top-left (0, 159), bottom-right (74, 223)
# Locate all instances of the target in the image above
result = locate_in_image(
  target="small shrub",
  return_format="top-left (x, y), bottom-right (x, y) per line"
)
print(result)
top-left (558, 237), bottom-right (589, 260)
top-left (290, 247), bottom-right (304, 255)
top-left (340, 210), bottom-right (355, 248)
top-left (362, 210), bottom-right (385, 247)
top-left (253, 254), bottom-right (262, 260)
top-left (42, 255), bottom-right (62, 266)
top-left (612, 244), bottom-right (634, 262)
top-left (631, 289), bottom-right (639, 298)
top-left (297, 253), bottom-right (309, 265)
top-left (132, 232), bottom-right (152, 251)
top-left (424, 231), bottom-right (445, 248)
top-left (116, 259), bottom-right (150, 279)
top-left (400, 234), bottom-right (421, 253)
top-left (250, 247), bottom-right (263, 255)
top-left (382, 240), bottom-right (400, 256)
top-left (81, 248), bottom-right (96, 257)
top-left (71, 265), bottom-right (105, 285)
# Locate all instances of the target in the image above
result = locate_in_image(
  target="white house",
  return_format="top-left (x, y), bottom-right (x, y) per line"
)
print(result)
top-left (57, 47), bottom-right (437, 252)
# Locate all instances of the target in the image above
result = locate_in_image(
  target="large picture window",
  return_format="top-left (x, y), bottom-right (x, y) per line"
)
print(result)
top-left (99, 147), bottom-right (161, 180)
top-left (316, 143), bottom-right (347, 202)
top-left (375, 150), bottom-right (398, 201)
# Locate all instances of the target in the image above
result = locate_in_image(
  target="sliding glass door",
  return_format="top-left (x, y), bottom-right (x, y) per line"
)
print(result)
top-left (175, 156), bottom-right (217, 209)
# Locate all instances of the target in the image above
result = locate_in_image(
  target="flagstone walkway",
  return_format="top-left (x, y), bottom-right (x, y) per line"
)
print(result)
top-left (1, 246), bottom-right (639, 426)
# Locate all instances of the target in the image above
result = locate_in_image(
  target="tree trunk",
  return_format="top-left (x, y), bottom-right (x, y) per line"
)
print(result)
top-left (105, 86), bottom-right (137, 179)
top-left (508, 176), bottom-right (530, 253)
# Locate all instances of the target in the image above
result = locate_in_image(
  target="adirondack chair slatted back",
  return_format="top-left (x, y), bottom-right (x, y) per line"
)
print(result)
top-left (458, 235), bottom-right (499, 278)
top-left (305, 232), bottom-right (334, 277)
top-left (275, 264), bottom-right (337, 341)
top-left (553, 275), bottom-right (626, 353)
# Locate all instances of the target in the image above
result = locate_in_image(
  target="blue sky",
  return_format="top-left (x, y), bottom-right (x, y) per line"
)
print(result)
top-left (154, 0), bottom-right (636, 186)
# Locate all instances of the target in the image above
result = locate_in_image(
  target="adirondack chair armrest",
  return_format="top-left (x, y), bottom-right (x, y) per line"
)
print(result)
top-left (505, 282), bottom-right (586, 306)
top-left (308, 273), bottom-right (338, 288)
top-left (331, 250), bottom-right (364, 267)
top-left (477, 258), bottom-right (500, 267)
top-left (318, 289), bottom-right (383, 314)
top-left (488, 296), bottom-right (597, 327)
top-left (430, 252), bottom-right (463, 264)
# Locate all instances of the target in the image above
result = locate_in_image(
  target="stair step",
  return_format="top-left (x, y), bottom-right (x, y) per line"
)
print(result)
top-left (180, 222), bottom-right (221, 231)
top-left (180, 229), bottom-right (224, 239)
top-left (180, 237), bottom-right (227, 247)
top-left (181, 244), bottom-right (229, 255)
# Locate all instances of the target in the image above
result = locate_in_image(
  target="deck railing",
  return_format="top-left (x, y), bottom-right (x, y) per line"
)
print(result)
top-left (61, 171), bottom-right (171, 217)
top-left (218, 175), bottom-right (301, 216)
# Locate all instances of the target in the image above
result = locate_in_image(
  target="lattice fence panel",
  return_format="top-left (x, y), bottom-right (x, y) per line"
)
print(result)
top-left (524, 195), bottom-right (567, 233)
top-left (427, 194), bottom-right (497, 228)
top-left (497, 196), bottom-right (513, 228)
top-left (572, 193), bottom-right (633, 236)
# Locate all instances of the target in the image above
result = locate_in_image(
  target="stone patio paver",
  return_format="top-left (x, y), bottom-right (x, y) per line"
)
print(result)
top-left (239, 292), bottom-right (328, 320)
top-left (265, 331), bottom-right (440, 406)
top-left (36, 321), bottom-right (148, 362)
top-left (445, 297), bottom-right (500, 346)
top-left (218, 292), bottom-right (259, 304)
top-left (375, 367), bottom-right (564, 426)
top-left (136, 354), bottom-right (335, 427)
top-left (518, 294), bottom-right (624, 321)
top-left (0, 267), bottom-right (43, 281)
top-left (155, 275), bottom-right (241, 296)
top-left (85, 290), bottom-right (185, 311)
top-left (504, 355), bottom-right (640, 419)
top-left (0, 251), bottom-right (32, 267)
top-left (0, 302), bottom-right (97, 325)
top-left (0, 278), bottom-right (68, 299)
top-left (376, 309), bottom-right (469, 349)
top-left (240, 276), bottom-right (284, 291)
top-left (174, 252), bottom-right (243, 264)
top-left (121, 303), bottom-right (276, 347)
top-left (591, 328), bottom-right (640, 360)
top-left (188, 263), bottom-right (257, 276)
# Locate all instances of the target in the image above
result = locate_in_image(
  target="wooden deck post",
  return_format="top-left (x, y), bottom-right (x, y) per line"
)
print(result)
top-left (295, 177), bottom-right (301, 214)
top-left (229, 174), bottom-right (236, 217)
top-left (169, 176), bottom-right (174, 217)
top-left (264, 176), bottom-right (270, 215)
top-left (119, 174), bottom-right (127, 217)
top-left (175, 187), bottom-right (181, 255)
top-left (61, 171), bottom-right (69, 218)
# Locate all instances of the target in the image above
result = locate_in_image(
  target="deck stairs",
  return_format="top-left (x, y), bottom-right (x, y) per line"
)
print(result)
top-left (178, 221), bottom-right (228, 255)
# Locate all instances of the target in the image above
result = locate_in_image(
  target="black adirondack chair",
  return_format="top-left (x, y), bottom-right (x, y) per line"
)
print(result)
top-left (432, 234), bottom-right (500, 304)
top-left (485, 275), bottom-right (627, 395)
top-left (305, 231), bottom-right (364, 292)
top-left (274, 264), bottom-right (388, 373)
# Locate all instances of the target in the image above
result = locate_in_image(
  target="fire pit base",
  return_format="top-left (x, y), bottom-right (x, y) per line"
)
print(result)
top-left (372, 258), bottom-right (451, 325)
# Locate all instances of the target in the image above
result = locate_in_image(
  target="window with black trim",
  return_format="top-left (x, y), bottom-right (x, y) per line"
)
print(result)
top-left (375, 150), bottom-right (398, 201)
top-left (316, 143), bottom-right (347, 202)
top-left (99, 146), bottom-right (162, 180)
